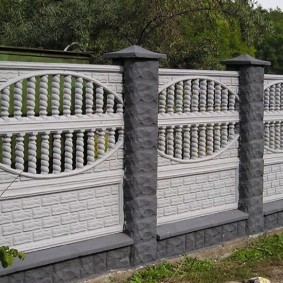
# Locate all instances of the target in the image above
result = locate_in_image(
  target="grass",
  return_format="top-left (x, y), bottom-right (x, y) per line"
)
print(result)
top-left (125, 232), bottom-right (283, 283)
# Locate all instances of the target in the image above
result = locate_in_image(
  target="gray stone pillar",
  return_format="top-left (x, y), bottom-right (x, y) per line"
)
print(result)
top-left (105, 46), bottom-right (166, 266)
top-left (222, 55), bottom-right (270, 235)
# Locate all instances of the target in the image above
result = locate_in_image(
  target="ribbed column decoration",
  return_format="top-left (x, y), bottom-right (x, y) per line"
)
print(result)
top-left (264, 89), bottom-right (270, 111)
top-left (14, 81), bottom-right (23, 118)
top-left (41, 133), bottom-right (50, 174)
top-left (207, 81), bottom-right (214, 112)
top-left (199, 124), bottom-right (206, 157)
top-left (275, 83), bottom-right (281, 110)
top-left (270, 84), bottom-right (276, 111)
top-left (105, 45), bottom-right (165, 266)
top-left (27, 77), bottom-right (36, 118)
top-left (76, 130), bottom-right (84, 168)
top-left (15, 134), bottom-right (24, 171)
top-left (52, 75), bottom-right (60, 116)
top-left (215, 83), bottom-right (221, 111)
top-left (85, 81), bottom-right (94, 115)
top-left (214, 124), bottom-right (221, 152)
top-left (87, 130), bottom-right (95, 164)
top-left (264, 122), bottom-right (270, 148)
top-left (96, 86), bottom-right (104, 114)
top-left (183, 125), bottom-right (191, 159)
top-left (39, 75), bottom-right (48, 117)
top-left (63, 75), bottom-right (72, 115)
top-left (174, 126), bottom-right (183, 158)
top-left (2, 135), bottom-right (12, 166)
top-left (183, 80), bottom-right (191, 113)
top-left (221, 123), bottom-right (228, 146)
top-left (106, 89), bottom-right (115, 114)
top-left (166, 127), bottom-right (174, 156)
top-left (275, 121), bottom-right (281, 150)
top-left (52, 132), bottom-right (61, 174)
top-left (207, 124), bottom-right (214, 155)
top-left (199, 79), bottom-right (207, 112)
top-left (176, 81), bottom-right (183, 113)
top-left (223, 54), bottom-right (270, 235)
top-left (191, 79), bottom-right (199, 112)
top-left (159, 90), bottom-right (166, 114)
top-left (75, 77), bottom-right (83, 115)
top-left (64, 131), bottom-right (73, 171)
top-left (167, 84), bottom-right (175, 114)
top-left (191, 125), bottom-right (199, 159)
top-left (28, 133), bottom-right (37, 174)
top-left (1, 87), bottom-right (10, 118)
top-left (221, 87), bottom-right (228, 111)
top-left (269, 121), bottom-right (275, 149)
top-left (108, 128), bottom-right (116, 151)
top-left (97, 129), bottom-right (105, 158)
top-left (158, 127), bottom-right (166, 153)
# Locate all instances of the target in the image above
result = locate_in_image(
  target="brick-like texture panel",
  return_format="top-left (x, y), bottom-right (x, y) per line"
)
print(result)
top-left (263, 163), bottom-right (283, 202)
top-left (157, 169), bottom-right (237, 225)
top-left (157, 220), bottom-right (247, 259)
top-left (0, 184), bottom-right (122, 251)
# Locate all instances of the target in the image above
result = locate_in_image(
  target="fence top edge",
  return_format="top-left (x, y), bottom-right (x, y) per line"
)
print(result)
top-left (0, 61), bottom-right (123, 72)
top-left (159, 68), bottom-right (239, 77)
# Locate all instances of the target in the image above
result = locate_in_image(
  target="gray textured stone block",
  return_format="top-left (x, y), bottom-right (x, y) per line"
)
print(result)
top-left (0, 276), bottom-right (10, 283)
top-left (238, 220), bottom-right (247, 237)
top-left (222, 223), bottom-right (238, 242)
top-left (25, 266), bottom-right (52, 283)
top-left (157, 240), bottom-right (167, 259)
top-left (93, 252), bottom-right (107, 275)
top-left (8, 272), bottom-right (25, 283)
top-left (195, 230), bottom-right (205, 250)
top-left (53, 259), bottom-right (81, 283)
top-left (166, 236), bottom-right (185, 257)
top-left (107, 247), bottom-right (130, 270)
top-left (239, 196), bottom-right (264, 234)
top-left (80, 255), bottom-right (94, 278)
top-left (278, 212), bottom-right (283, 226)
top-left (130, 240), bottom-right (157, 264)
top-left (185, 233), bottom-right (195, 252)
top-left (264, 213), bottom-right (278, 230)
top-left (204, 227), bottom-right (222, 247)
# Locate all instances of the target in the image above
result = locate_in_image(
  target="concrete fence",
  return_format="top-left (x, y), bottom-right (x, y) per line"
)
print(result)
top-left (0, 46), bottom-right (282, 282)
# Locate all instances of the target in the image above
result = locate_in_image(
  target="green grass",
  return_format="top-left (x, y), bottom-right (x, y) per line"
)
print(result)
top-left (126, 233), bottom-right (283, 283)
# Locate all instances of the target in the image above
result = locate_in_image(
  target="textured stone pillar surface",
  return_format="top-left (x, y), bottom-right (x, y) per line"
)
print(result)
top-left (105, 45), bottom-right (166, 266)
top-left (222, 55), bottom-right (270, 235)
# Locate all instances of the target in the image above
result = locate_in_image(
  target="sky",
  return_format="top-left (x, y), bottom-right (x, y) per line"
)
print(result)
top-left (256, 0), bottom-right (283, 10)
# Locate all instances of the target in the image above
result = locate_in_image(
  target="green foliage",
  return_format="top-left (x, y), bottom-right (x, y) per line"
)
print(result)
top-left (256, 8), bottom-right (283, 74)
top-left (0, 246), bottom-right (25, 268)
top-left (0, 0), bottom-right (273, 69)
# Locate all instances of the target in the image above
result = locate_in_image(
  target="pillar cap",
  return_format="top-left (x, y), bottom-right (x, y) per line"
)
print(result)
top-left (221, 54), bottom-right (270, 66)
top-left (104, 45), bottom-right (166, 60)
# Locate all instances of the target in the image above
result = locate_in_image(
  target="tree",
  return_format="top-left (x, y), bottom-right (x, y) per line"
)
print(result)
top-left (256, 8), bottom-right (283, 74)
top-left (0, 0), bottom-right (272, 69)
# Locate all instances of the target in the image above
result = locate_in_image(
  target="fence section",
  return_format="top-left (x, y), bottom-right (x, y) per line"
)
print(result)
top-left (157, 70), bottom-right (240, 225)
top-left (264, 76), bottom-right (283, 203)
top-left (0, 62), bottom-right (124, 252)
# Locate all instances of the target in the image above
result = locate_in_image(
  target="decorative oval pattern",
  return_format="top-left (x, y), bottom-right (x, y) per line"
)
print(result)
top-left (0, 71), bottom-right (123, 178)
top-left (158, 76), bottom-right (239, 162)
top-left (264, 81), bottom-right (283, 153)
